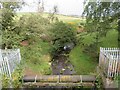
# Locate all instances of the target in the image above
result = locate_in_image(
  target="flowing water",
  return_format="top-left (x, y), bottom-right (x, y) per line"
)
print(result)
top-left (51, 52), bottom-right (76, 75)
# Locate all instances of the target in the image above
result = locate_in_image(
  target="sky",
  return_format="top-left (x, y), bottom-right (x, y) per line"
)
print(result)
top-left (19, 0), bottom-right (84, 16)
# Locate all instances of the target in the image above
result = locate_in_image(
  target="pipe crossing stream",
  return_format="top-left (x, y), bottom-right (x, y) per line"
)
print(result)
top-left (23, 75), bottom-right (96, 87)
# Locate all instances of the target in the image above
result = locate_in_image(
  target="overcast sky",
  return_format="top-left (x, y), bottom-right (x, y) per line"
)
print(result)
top-left (19, 0), bottom-right (84, 16)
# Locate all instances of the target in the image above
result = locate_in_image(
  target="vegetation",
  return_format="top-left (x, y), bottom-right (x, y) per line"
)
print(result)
top-left (69, 45), bottom-right (97, 74)
top-left (0, 1), bottom-right (24, 49)
top-left (69, 29), bottom-right (118, 74)
top-left (0, 1), bottom-right (52, 81)
top-left (50, 21), bottom-right (77, 56)
top-left (17, 12), bottom-right (82, 24)
top-left (20, 40), bottom-right (52, 75)
top-left (2, 65), bottom-right (23, 88)
top-left (82, 1), bottom-right (120, 59)
top-left (17, 13), bottom-right (53, 75)
top-left (0, 1), bottom-right (119, 88)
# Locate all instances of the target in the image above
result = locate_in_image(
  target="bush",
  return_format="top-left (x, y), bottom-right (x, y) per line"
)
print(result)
top-left (49, 21), bottom-right (77, 56)
top-left (1, 65), bottom-right (23, 88)
top-left (16, 14), bottom-right (51, 44)
top-left (11, 67), bottom-right (23, 88)
top-left (1, 75), bottom-right (10, 88)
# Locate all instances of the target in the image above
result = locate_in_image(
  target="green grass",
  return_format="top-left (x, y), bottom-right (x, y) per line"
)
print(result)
top-left (16, 12), bottom-right (82, 25)
top-left (100, 30), bottom-right (118, 47)
top-left (77, 29), bottom-right (118, 47)
top-left (69, 45), bottom-right (97, 75)
top-left (70, 29), bottom-right (118, 74)
top-left (20, 40), bottom-right (52, 75)
top-left (43, 13), bottom-right (84, 25)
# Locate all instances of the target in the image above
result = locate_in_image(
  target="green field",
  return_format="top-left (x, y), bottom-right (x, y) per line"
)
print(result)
top-left (17, 12), bottom-right (83, 24)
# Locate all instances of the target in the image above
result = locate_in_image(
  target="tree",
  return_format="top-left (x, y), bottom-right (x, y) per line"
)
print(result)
top-left (17, 14), bottom-right (51, 42)
top-left (0, 1), bottom-right (24, 49)
top-left (83, 1), bottom-right (120, 57)
top-left (48, 5), bottom-right (59, 23)
top-left (50, 21), bottom-right (77, 56)
top-left (37, 0), bottom-right (44, 13)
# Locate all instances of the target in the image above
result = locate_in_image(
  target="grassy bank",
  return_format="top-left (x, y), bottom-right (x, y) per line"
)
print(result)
top-left (69, 29), bottom-right (118, 75)
top-left (20, 40), bottom-right (52, 75)
top-left (69, 45), bottom-right (97, 74)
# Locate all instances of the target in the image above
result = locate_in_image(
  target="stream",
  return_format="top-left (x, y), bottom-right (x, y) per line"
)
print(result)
top-left (51, 51), bottom-right (76, 75)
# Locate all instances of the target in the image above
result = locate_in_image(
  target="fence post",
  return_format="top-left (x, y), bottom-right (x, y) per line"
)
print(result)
top-left (5, 57), bottom-right (11, 79)
top-left (17, 49), bottom-right (21, 63)
top-left (107, 55), bottom-right (112, 78)
top-left (99, 47), bottom-right (101, 67)
top-left (0, 49), bottom-right (2, 90)
top-left (0, 49), bottom-right (2, 74)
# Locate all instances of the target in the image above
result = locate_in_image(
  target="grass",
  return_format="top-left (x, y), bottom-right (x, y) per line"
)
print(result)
top-left (20, 40), bottom-right (52, 75)
top-left (100, 30), bottom-right (118, 47)
top-left (81, 29), bottom-right (118, 47)
top-left (69, 29), bottom-right (118, 75)
top-left (16, 12), bottom-right (82, 25)
top-left (69, 45), bottom-right (97, 75)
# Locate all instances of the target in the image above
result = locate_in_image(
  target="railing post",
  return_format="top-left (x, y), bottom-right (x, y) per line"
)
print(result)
top-left (17, 49), bottom-right (21, 63)
top-left (0, 49), bottom-right (2, 74)
top-left (5, 57), bottom-right (11, 79)
top-left (99, 47), bottom-right (101, 67)
top-left (5, 57), bottom-right (13, 88)
top-left (0, 49), bottom-right (2, 90)
top-left (107, 55), bottom-right (112, 78)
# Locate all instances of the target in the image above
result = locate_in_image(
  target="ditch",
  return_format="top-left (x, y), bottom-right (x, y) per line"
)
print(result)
top-left (51, 51), bottom-right (76, 75)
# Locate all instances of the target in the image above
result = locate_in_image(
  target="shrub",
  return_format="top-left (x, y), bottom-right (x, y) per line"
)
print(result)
top-left (16, 14), bottom-right (51, 44)
top-left (1, 75), bottom-right (10, 88)
top-left (1, 65), bottom-right (23, 88)
top-left (49, 21), bottom-right (77, 57)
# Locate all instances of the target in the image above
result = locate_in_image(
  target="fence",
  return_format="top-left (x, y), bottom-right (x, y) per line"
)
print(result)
top-left (0, 49), bottom-right (21, 78)
top-left (99, 47), bottom-right (120, 78)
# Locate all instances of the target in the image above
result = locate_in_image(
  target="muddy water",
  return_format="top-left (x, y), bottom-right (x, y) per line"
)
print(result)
top-left (51, 53), bottom-right (75, 75)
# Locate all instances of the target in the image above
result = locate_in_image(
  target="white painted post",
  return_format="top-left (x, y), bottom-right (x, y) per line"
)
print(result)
top-left (0, 49), bottom-right (2, 74)
top-left (114, 58), bottom-right (118, 77)
top-left (0, 49), bottom-right (2, 61)
top-left (0, 49), bottom-right (2, 90)
top-left (99, 47), bottom-right (101, 66)
top-left (5, 57), bottom-right (11, 78)
top-left (17, 49), bottom-right (21, 63)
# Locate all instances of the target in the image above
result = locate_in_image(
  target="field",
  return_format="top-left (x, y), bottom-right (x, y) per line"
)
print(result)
top-left (17, 12), bottom-right (118, 75)
top-left (17, 12), bottom-right (83, 24)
